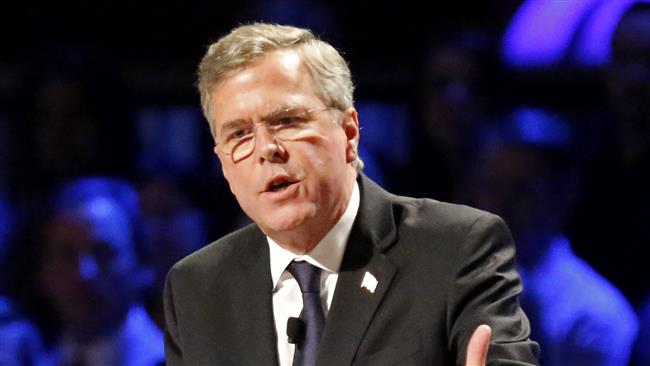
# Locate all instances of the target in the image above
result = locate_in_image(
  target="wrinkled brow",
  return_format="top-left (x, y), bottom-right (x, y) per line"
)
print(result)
top-left (263, 105), bottom-right (306, 120)
top-left (219, 118), bottom-right (249, 135)
top-left (218, 104), bottom-right (306, 133)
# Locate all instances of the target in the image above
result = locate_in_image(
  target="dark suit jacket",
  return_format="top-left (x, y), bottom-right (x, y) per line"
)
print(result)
top-left (164, 175), bottom-right (539, 365)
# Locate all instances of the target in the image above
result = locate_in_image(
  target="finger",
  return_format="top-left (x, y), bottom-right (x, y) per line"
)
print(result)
top-left (465, 324), bottom-right (492, 366)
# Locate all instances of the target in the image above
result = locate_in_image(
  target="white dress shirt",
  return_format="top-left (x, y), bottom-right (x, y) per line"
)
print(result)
top-left (268, 182), bottom-right (360, 366)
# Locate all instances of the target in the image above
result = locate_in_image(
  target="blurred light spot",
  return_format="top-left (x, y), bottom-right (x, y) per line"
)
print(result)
top-left (575, 0), bottom-right (646, 66)
top-left (502, 0), bottom-right (650, 67)
top-left (502, 0), bottom-right (597, 67)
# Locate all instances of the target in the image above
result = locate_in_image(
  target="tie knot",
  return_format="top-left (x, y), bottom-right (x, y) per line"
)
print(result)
top-left (287, 260), bottom-right (322, 293)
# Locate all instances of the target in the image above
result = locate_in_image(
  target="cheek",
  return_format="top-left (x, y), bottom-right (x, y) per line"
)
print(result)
top-left (229, 178), bottom-right (249, 204)
top-left (40, 263), bottom-right (59, 294)
top-left (302, 136), bottom-right (347, 168)
top-left (222, 164), bottom-right (246, 194)
top-left (226, 171), bottom-right (257, 210)
top-left (302, 147), bottom-right (347, 196)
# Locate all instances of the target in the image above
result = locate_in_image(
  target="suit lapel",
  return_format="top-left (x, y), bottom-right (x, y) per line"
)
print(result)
top-left (317, 175), bottom-right (399, 366)
top-left (220, 228), bottom-right (279, 365)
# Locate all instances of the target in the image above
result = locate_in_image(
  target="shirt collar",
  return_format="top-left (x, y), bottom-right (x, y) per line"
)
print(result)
top-left (268, 181), bottom-right (360, 289)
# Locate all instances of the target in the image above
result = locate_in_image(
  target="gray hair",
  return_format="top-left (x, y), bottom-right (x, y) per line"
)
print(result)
top-left (197, 22), bottom-right (363, 171)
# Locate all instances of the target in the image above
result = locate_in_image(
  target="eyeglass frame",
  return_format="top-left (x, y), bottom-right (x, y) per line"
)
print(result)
top-left (214, 106), bottom-right (340, 163)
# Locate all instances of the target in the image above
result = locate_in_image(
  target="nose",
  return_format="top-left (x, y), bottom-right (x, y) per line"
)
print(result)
top-left (254, 124), bottom-right (287, 164)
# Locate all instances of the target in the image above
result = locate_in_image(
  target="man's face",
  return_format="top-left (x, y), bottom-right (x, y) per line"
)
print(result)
top-left (473, 147), bottom-right (557, 247)
top-left (210, 50), bottom-right (359, 246)
top-left (40, 211), bottom-right (134, 332)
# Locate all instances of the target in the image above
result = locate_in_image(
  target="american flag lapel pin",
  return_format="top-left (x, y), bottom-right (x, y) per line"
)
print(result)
top-left (361, 271), bottom-right (378, 294)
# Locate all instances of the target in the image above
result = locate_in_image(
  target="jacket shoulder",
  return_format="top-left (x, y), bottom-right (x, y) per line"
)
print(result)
top-left (168, 223), bottom-right (262, 277)
top-left (391, 193), bottom-right (505, 236)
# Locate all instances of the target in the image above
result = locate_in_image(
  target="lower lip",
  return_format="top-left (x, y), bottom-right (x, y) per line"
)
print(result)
top-left (263, 181), bottom-right (299, 200)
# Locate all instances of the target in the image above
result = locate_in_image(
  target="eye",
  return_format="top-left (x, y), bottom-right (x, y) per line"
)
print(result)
top-left (270, 111), bottom-right (309, 127)
top-left (225, 127), bottom-right (252, 141)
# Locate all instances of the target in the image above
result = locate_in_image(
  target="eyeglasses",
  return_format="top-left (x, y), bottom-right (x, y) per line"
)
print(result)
top-left (216, 107), bottom-right (335, 163)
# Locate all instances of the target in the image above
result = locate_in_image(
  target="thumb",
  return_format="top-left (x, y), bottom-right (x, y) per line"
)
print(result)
top-left (465, 324), bottom-right (492, 366)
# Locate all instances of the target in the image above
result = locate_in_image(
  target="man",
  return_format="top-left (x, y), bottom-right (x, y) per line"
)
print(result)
top-left (1, 195), bottom-right (44, 366)
top-left (38, 177), bottom-right (164, 366)
top-left (164, 23), bottom-right (538, 365)
top-left (468, 108), bottom-right (638, 366)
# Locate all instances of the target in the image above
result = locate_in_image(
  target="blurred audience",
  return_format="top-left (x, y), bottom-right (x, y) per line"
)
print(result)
top-left (1, 195), bottom-right (45, 366)
top-left (137, 178), bottom-right (208, 329)
top-left (0, 297), bottom-right (44, 366)
top-left (466, 107), bottom-right (639, 366)
top-left (0, 115), bottom-right (10, 186)
top-left (354, 100), bottom-right (413, 187)
top-left (36, 177), bottom-right (163, 366)
top-left (634, 297), bottom-right (650, 366)
top-left (240, 0), bottom-right (336, 40)
top-left (568, 3), bottom-right (650, 306)
top-left (0, 3), bottom-right (648, 364)
top-left (12, 49), bottom-right (136, 209)
top-left (0, 192), bottom-right (11, 264)
top-left (396, 30), bottom-right (500, 202)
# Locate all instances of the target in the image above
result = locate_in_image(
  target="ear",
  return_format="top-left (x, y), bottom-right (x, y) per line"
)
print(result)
top-left (341, 107), bottom-right (360, 164)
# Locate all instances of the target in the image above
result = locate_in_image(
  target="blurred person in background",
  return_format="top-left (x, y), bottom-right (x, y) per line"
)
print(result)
top-left (137, 178), bottom-right (208, 330)
top-left (634, 297), bottom-right (650, 365)
top-left (568, 3), bottom-right (650, 306)
top-left (0, 296), bottom-right (43, 366)
top-left (1, 195), bottom-right (44, 366)
top-left (467, 107), bottom-right (639, 366)
top-left (0, 116), bottom-right (10, 186)
top-left (12, 49), bottom-right (136, 210)
top-left (37, 177), bottom-right (163, 366)
top-left (396, 30), bottom-right (500, 203)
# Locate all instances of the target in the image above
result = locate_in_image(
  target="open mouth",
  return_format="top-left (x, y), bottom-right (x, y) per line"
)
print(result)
top-left (265, 176), bottom-right (297, 193)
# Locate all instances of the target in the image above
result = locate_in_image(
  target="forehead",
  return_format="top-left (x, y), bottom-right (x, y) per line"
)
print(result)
top-left (46, 199), bottom-right (134, 257)
top-left (47, 214), bottom-right (92, 245)
top-left (210, 49), bottom-right (323, 127)
top-left (482, 147), bottom-right (545, 179)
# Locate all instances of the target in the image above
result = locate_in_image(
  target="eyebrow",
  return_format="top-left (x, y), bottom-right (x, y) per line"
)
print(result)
top-left (219, 118), bottom-right (249, 135)
top-left (264, 105), bottom-right (304, 119)
top-left (218, 105), bottom-right (305, 134)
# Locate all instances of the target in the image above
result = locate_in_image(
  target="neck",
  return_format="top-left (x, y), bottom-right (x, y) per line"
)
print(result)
top-left (273, 229), bottom-right (329, 255)
top-left (64, 303), bottom-right (130, 343)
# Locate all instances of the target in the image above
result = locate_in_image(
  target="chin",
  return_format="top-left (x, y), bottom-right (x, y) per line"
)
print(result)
top-left (264, 214), bottom-right (308, 233)
top-left (259, 203), bottom-right (316, 233)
